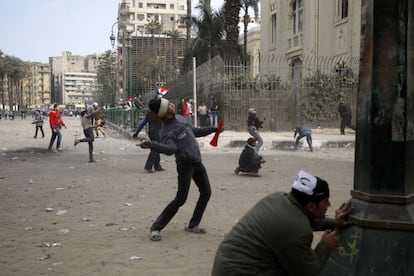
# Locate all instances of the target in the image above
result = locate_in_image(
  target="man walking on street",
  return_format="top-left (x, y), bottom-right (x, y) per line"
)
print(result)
top-left (337, 99), bottom-right (355, 135)
top-left (48, 104), bottom-right (66, 152)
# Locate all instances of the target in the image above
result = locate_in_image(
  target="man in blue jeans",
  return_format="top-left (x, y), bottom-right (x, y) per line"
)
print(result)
top-left (294, 125), bottom-right (313, 152)
top-left (247, 108), bottom-right (264, 152)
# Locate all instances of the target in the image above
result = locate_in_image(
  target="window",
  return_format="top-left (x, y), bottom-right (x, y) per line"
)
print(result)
top-left (170, 4), bottom-right (174, 10)
top-left (271, 13), bottom-right (277, 46)
top-left (138, 2), bottom-right (143, 8)
top-left (341, 0), bottom-right (348, 18)
top-left (137, 14), bottom-right (144, 21)
top-left (292, 0), bottom-right (303, 34)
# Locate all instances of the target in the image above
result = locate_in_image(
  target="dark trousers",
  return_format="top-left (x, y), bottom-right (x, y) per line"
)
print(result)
top-left (199, 114), bottom-right (208, 127)
top-left (340, 117), bottom-right (356, 134)
top-left (150, 162), bottom-right (212, 231)
top-left (35, 125), bottom-right (45, 137)
top-left (145, 130), bottom-right (161, 170)
top-left (79, 128), bottom-right (95, 161)
top-left (48, 126), bottom-right (62, 150)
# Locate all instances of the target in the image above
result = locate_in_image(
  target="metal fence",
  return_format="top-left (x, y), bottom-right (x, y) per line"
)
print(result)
top-left (139, 54), bottom-right (359, 131)
top-left (102, 107), bottom-right (148, 132)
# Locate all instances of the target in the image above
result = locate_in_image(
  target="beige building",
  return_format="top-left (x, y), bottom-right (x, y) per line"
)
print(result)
top-left (50, 51), bottom-right (97, 106)
top-left (24, 63), bottom-right (51, 109)
top-left (260, 0), bottom-right (361, 83)
top-left (118, 0), bottom-right (187, 36)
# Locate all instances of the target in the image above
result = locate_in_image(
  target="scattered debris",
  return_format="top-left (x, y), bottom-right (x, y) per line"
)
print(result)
top-left (129, 256), bottom-right (142, 261)
top-left (59, 229), bottom-right (70, 234)
top-left (43, 242), bottom-right (62, 247)
top-left (56, 210), bottom-right (67, 216)
top-left (37, 254), bottom-right (51, 261)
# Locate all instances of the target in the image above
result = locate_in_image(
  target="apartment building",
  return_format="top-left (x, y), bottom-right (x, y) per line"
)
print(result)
top-left (50, 51), bottom-right (97, 107)
top-left (260, 0), bottom-right (361, 83)
top-left (118, 0), bottom-right (187, 36)
top-left (63, 72), bottom-right (97, 107)
top-left (114, 0), bottom-right (188, 98)
top-left (24, 63), bottom-right (51, 108)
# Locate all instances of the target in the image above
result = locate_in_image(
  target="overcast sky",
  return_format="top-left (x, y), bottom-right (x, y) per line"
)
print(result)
top-left (0, 0), bottom-right (225, 63)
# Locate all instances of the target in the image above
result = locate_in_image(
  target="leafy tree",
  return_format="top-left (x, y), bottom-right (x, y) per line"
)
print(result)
top-left (182, 0), bottom-right (225, 71)
top-left (97, 51), bottom-right (116, 106)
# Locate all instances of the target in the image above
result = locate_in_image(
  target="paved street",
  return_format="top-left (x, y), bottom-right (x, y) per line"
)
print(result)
top-left (0, 117), bottom-right (355, 275)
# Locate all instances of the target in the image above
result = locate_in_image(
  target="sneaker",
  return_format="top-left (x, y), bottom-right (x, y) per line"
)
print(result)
top-left (150, 230), bottom-right (161, 241)
top-left (34, 136), bottom-right (37, 139)
top-left (74, 139), bottom-right (80, 146)
top-left (88, 160), bottom-right (96, 163)
top-left (155, 167), bottom-right (165, 171)
top-left (56, 148), bottom-right (63, 151)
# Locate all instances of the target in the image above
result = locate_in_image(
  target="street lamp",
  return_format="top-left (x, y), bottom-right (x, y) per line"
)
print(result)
top-left (110, 21), bottom-right (118, 49)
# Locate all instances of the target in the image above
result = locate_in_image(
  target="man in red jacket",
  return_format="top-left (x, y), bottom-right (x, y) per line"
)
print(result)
top-left (48, 104), bottom-right (67, 152)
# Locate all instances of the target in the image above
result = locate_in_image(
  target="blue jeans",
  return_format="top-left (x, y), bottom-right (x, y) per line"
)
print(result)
top-left (248, 127), bottom-right (263, 152)
top-left (48, 126), bottom-right (62, 150)
top-left (210, 113), bottom-right (218, 127)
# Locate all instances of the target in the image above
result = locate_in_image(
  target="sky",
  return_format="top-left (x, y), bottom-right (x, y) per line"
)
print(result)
top-left (0, 0), bottom-right (225, 63)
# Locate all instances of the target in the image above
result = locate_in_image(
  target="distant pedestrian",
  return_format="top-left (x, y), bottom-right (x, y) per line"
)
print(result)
top-left (177, 97), bottom-right (186, 116)
top-left (234, 137), bottom-right (266, 175)
top-left (48, 104), bottom-right (66, 152)
top-left (139, 97), bottom-right (219, 242)
top-left (92, 103), bottom-right (106, 138)
top-left (294, 125), bottom-right (313, 152)
top-left (337, 99), bottom-right (355, 135)
top-left (209, 95), bottom-right (219, 127)
top-left (74, 106), bottom-right (102, 163)
top-left (32, 109), bottom-right (45, 139)
top-left (133, 99), bottom-right (164, 173)
top-left (198, 101), bottom-right (209, 127)
top-left (247, 108), bottom-right (264, 152)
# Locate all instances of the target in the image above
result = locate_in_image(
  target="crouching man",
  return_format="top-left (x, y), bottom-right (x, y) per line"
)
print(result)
top-left (212, 170), bottom-right (353, 276)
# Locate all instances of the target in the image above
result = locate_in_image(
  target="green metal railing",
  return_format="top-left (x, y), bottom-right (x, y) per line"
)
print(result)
top-left (101, 107), bottom-right (148, 131)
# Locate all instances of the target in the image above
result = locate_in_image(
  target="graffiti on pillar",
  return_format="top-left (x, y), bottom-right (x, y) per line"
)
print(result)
top-left (337, 233), bottom-right (360, 263)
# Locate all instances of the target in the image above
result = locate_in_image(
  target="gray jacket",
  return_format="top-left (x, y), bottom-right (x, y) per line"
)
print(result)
top-left (149, 115), bottom-right (216, 165)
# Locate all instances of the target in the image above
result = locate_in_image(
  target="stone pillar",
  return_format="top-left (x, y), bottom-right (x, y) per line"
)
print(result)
top-left (321, 0), bottom-right (414, 275)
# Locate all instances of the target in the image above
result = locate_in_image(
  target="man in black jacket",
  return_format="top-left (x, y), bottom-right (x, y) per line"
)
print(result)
top-left (234, 138), bottom-right (266, 175)
top-left (337, 100), bottom-right (355, 135)
top-left (139, 98), bottom-right (219, 242)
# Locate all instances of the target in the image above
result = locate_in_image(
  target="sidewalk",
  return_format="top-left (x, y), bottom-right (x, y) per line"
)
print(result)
top-left (108, 121), bottom-right (355, 151)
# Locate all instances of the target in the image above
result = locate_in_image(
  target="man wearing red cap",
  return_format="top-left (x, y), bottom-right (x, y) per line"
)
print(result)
top-left (212, 170), bottom-right (353, 276)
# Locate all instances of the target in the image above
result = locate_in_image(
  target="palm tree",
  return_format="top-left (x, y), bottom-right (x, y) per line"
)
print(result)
top-left (189, 0), bottom-right (225, 64)
top-left (145, 20), bottom-right (162, 45)
top-left (186, 0), bottom-right (192, 50)
top-left (241, 0), bottom-right (259, 62)
top-left (224, 0), bottom-right (242, 63)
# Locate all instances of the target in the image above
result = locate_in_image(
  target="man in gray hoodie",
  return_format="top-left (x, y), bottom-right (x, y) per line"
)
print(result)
top-left (139, 98), bottom-right (219, 241)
